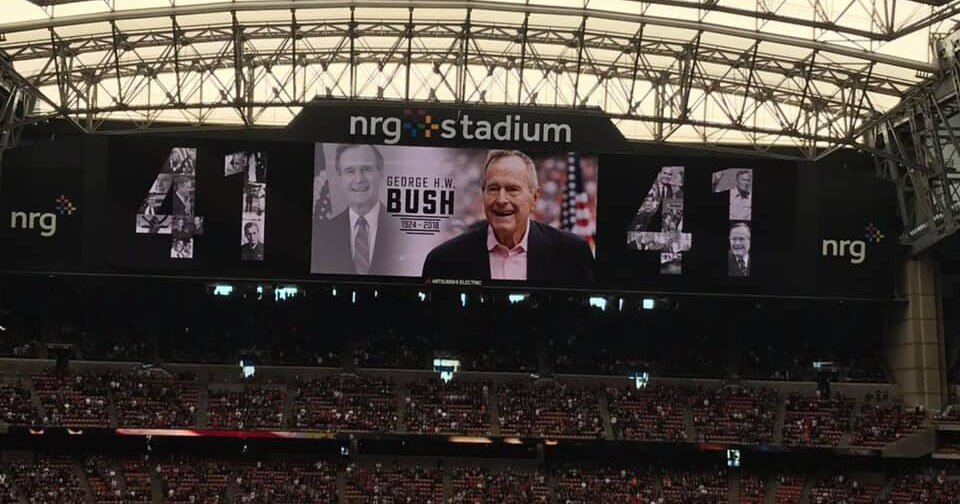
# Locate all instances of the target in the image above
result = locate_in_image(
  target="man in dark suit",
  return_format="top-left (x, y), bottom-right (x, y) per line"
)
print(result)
top-left (727, 222), bottom-right (751, 277)
top-left (422, 150), bottom-right (595, 284)
top-left (241, 222), bottom-right (265, 261)
top-left (172, 175), bottom-right (195, 216)
top-left (311, 144), bottom-right (402, 275)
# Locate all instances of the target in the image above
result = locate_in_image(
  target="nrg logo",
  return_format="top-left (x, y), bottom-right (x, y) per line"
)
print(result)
top-left (820, 223), bottom-right (884, 265)
top-left (8, 195), bottom-right (78, 238)
top-left (348, 108), bottom-right (573, 145)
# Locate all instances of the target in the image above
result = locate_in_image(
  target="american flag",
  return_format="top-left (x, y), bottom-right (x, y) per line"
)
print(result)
top-left (560, 153), bottom-right (595, 250)
top-left (313, 146), bottom-right (333, 220)
top-left (314, 169), bottom-right (333, 220)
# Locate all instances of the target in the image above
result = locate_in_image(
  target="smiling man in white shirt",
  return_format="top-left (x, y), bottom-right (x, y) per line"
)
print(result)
top-left (729, 170), bottom-right (752, 221)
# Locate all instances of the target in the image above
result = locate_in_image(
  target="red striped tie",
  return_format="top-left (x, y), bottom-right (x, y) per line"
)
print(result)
top-left (354, 216), bottom-right (370, 274)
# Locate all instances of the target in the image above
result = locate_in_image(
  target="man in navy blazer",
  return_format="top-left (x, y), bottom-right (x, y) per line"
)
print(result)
top-left (727, 222), bottom-right (751, 277)
top-left (422, 150), bottom-right (595, 285)
top-left (172, 175), bottom-right (194, 216)
top-left (311, 144), bottom-right (402, 275)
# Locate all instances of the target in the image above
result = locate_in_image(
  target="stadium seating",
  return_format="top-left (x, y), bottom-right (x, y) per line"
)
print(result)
top-left (739, 472), bottom-right (766, 504)
top-left (343, 463), bottom-right (444, 504)
top-left (554, 467), bottom-right (661, 504)
top-left (0, 366), bottom-right (937, 454)
top-left (112, 372), bottom-right (199, 428)
top-left (660, 466), bottom-right (728, 503)
top-left (0, 362), bottom-right (939, 463)
top-left (0, 379), bottom-right (40, 426)
top-left (808, 474), bottom-right (881, 504)
top-left (884, 472), bottom-right (960, 503)
top-left (773, 474), bottom-right (806, 504)
top-left (691, 385), bottom-right (777, 444)
top-left (156, 457), bottom-right (229, 504)
top-left (292, 374), bottom-right (397, 432)
top-left (118, 457), bottom-right (153, 504)
top-left (84, 454), bottom-right (127, 503)
top-left (33, 371), bottom-right (112, 427)
top-left (497, 380), bottom-right (603, 438)
top-left (450, 467), bottom-right (548, 504)
top-left (207, 385), bottom-right (285, 429)
top-left (405, 379), bottom-right (490, 435)
top-left (607, 384), bottom-right (689, 441)
top-left (233, 460), bottom-right (337, 504)
top-left (849, 396), bottom-right (925, 447)
top-left (0, 469), bottom-right (15, 504)
top-left (782, 393), bottom-right (854, 446)
top-left (9, 455), bottom-right (88, 504)
top-left (4, 453), bottom-right (960, 503)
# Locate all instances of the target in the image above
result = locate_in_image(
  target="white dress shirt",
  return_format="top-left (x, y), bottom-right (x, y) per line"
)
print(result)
top-left (729, 191), bottom-right (752, 221)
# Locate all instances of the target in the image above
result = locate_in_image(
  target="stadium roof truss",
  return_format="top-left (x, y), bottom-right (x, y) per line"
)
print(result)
top-left (0, 1), bottom-right (951, 152)
top-left (856, 53), bottom-right (960, 255)
top-left (1, 0), bottom-right (960, 253)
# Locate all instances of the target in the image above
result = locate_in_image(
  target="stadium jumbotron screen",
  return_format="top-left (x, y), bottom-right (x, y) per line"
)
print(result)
top-left (0, 105), bottom-right (897, 298)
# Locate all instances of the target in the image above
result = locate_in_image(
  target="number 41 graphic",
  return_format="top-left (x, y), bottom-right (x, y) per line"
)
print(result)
top-left (134, 148), bottom-right (203, 259)
top-left (626, 166), bottom-right (753, 277)
top-left (626, 166), bottom-right (691, 275)
top-left (134, 147), bottom-right (269, 261)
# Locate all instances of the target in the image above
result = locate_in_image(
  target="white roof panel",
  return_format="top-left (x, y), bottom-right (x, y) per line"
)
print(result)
top-left (0, 0), bottom-right (946, 148)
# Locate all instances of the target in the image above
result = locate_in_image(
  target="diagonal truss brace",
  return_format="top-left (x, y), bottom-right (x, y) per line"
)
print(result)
top-left (858, 57), bottom-right (960, 255)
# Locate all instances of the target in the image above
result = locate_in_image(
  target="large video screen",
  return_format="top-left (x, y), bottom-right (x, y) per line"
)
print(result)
top-left (598, 155), bottom-right (800, 294)
top-left (310, 144), bottom-right (599, 285)
top-left (0, 120), bottom-right (898, 298)
top-left (622, 166), bottom-right (754, 277)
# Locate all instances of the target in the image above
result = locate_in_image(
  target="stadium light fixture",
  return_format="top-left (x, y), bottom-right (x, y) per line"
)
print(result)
top-left (433, 358), bottom-right (460, 383)
top-left (448, 436), bottom-right (493, 444)
top-left (275, 286), bottom-right (298, 301)
top-left (629, 371), bottom-right (650, 389)
top-left (508, 293), bottom-right (527, 304)
top-left (642, 298), bottom-right (655, 310)
top-left (240, 360), bottom-right (256, 378)
top-left (588, 296), bottom-right (607, 311)
top-left (727, 449), bottom-right (741, 468)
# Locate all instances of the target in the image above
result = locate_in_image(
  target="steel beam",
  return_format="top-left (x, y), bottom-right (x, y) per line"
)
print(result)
top-left (23, 0), bottom-right (950, 41)
top-left (0, 1), bottom-right (947, 171)
top-left (859, 53), bottom-right (960, 255)
top-left (0, 1), bottom-right (936, 72)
